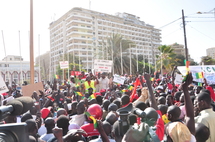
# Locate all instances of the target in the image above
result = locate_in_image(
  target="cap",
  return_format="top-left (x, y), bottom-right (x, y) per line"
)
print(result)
top-left (41, 107), bottom-right (51, 119)
top-left (100, 89), bottom-right (106, 93)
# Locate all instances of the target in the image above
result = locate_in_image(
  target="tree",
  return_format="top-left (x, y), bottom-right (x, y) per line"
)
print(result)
top-left (136, 55), bottom-right (154, 74)
top-left (201, 56), bottom-right (215, 65)
top-left (156, 45), bottom-right (177, 74)
top-left (98, 33), bottom-right (136, 75)
top-left (174, 54), bottom-right (185, 66)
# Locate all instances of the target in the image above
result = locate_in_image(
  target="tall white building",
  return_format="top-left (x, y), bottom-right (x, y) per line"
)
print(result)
top-left (49, 7), bottom-right (161, 76)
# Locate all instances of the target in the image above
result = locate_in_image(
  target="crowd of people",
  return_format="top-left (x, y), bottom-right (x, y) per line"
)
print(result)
top-left (0, 67), bottom-right (215, 142)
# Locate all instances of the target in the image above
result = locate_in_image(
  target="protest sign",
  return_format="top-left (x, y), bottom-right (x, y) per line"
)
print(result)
top-left (177, 65), bottom-right (215, 84)
top-left (22, 82), bottom-right (44, 96)
top-left (174, 74), bottom-right (183, 85)
top-left (94, 59), bottom-right (113, 73)
top-left (59, 61), bottom-right (69, 69)
top-left (0, 76), bottom-right (9, 94)
top-left (113, 74), bottom-right (126, 84)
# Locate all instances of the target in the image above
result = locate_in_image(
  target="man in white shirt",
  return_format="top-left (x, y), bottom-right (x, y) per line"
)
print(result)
top-left (98, 72), bottom-right (109, 92)
top-left (39, 117), bottom-right (55, 141)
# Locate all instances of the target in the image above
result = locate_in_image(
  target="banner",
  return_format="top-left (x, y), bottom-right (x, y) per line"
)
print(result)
top-left (94, 59), bottom-right (113, 73)
top-left (70, 71), bottom-right (81, 76)
top-left (177, 65), bottom-right (215, 85)
top-left (113, 74), bottom-right (126, 84)
top-left (22, 82), bottom-right (44, 96)
top-left (0, 76), bottom-right (9, 94)
top-left (59, 61), bottom-right (69, 69)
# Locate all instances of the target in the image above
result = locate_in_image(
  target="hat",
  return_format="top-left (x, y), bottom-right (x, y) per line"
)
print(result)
top-left (41, 107), bottom-right (51, 119)
top-left (100, 89), bottom-right (106, 93)
top-left (94, 92), bottom-right (101, 96)
top-left (166, 122), bottom-right (191, 142)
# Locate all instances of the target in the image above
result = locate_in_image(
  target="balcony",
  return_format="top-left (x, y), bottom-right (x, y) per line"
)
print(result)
top-left (67, 25), bottom-right (92, 32)
top-left (66, 20), bottom-right (92, 26)
top-left (67, 31), bottom-right (93, 37)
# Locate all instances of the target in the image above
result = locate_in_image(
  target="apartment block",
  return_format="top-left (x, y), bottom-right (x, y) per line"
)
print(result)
top-left (206, 47), bottom-right (215, 59)
top-left (169, 43), bottom-right (193, 61)
top-left (49, 7), bottom-right (161, 75)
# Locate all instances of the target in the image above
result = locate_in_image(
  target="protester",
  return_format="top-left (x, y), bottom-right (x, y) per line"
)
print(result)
top-left (1, 69), bottom-right (215, 142)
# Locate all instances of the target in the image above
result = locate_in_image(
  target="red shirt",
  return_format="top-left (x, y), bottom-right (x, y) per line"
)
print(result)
top-left (206, 86), bottom-right (215, 101)
top-left (156, 110), bottom-right (165, 141)
top-left (81, 123), bottom-right (100, 137)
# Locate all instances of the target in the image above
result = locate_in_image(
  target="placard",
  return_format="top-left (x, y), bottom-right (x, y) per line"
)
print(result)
top-left (21, 82), bottom-right (44, 96)
top-left (113, 74), bottom-right (126, 84)
top-left (174, 74), bottom-right (183, 85)
top-left (94, 59), bottom-right (113, 73)
top-left (59, 61), bottom-right (69, 69)
top-left (0, 76), bottom-right (9, 94)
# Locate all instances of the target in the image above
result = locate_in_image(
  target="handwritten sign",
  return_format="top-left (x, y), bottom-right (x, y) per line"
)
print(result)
top-left (60, 61), bottom-right (69, 69)
top-left (174, 74), bottom-right (183, 85)
top-left (22, 82), bottom-right (44, 96)
top-left (0, 76), bottom-right (9, 93)
top-left (94, 59), bottom-right (113, 73)
top-left (113, 74), bottom-right (126, 84)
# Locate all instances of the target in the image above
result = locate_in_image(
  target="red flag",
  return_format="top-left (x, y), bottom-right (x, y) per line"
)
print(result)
top-left (130, 78), bottom-right (141, 102)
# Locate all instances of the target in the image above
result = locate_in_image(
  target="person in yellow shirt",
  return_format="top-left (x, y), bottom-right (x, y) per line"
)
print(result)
top-left (82, 76), bottom-right (99, 94)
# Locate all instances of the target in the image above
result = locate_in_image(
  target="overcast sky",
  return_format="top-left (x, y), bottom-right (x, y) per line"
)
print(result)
top-left (0, 0), bottom-right (214, 63)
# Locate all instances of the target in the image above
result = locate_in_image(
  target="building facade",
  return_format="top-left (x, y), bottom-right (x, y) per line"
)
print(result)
top-left (169, 43), bottom-right (193, 61)
top-left (49, 7), bottom-right (161, 76)
top-left (0, 55), bottom-right (39, 85)
top-left (206, 47), bottom-right (215, 59)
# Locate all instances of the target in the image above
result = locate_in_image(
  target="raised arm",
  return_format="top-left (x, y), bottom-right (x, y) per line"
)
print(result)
top-left (144, 73), bottom-right (158, 110)
top-left (182, 72), bottom-right (195, 135)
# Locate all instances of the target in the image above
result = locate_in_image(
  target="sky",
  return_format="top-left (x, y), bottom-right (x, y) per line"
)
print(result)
top-left (0, 0), bottom-right (214, 63)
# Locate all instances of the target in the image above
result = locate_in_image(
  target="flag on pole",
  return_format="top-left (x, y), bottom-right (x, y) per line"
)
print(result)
top-left (89, 93), bottom-right (96, 100)
top-left (85, 112), bottom-right (97, 128)
top-left (196, 72), bottom-right (203, 79)
top-left (183, 61), bottom-right (190, 82)
top-left (75, 91), bottom-right (83, 96)
top-left (130, 78), bottom-right (141, 102)
top-left (150, 77), bottom-right (155, 81)
top-left (121, 89), bottom-right (128, 93)
top-left (54, 75), bottom-right (59, 79)
top-left (127, 85), bottom-right (133, 91)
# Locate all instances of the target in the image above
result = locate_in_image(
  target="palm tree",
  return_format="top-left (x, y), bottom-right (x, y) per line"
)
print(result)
top-left (156, 45), bottom-right (176, 74)
top-left (98, 33), bottom-right (136, 75)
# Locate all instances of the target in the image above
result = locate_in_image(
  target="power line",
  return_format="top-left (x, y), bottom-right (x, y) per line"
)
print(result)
top-left (162, 28), bottom-right (181, 38)
top-left (187, 24), bottom-right (215, 41)
top-left (159, 18), bottom-right (181, 29)
top-left (187, 16), bottom-right (215, 18)
top-left (186, 21), bottom-right (215, 22)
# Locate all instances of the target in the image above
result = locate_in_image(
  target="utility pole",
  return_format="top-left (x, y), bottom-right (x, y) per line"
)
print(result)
top-left (30, 0), bottom-right (34, 84)
top-left (182, 9), bottom-right (188, 61)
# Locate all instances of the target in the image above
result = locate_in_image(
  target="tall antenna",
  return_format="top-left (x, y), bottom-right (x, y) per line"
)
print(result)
top-left (89, 0), bottom-right (91, 10)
